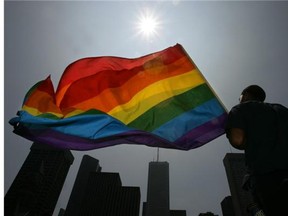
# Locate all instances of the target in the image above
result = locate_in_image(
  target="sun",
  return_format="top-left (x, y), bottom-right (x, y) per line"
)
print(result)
top-left (136, 9), bottom-right (161, 39)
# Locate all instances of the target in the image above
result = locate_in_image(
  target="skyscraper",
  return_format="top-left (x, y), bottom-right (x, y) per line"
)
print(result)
top-left (64, 155), bottom-right (141, 216)
top-left (143, 161), bottom-right (187, 216)
top-left (223, 153), bottom-right (253, 216)
top-left (64, 155), bottom-right (101, 216)
top-left (79, 172), bottom-right (140, 216)
top-left (170, 210), bottom-right (187, 216)
top-left (144, 161), bottom-right (170, 216)
top-left (198, 213), bottom-right (218, 216)
top-left (221, 196), bottom-right (235, 216)
top-left (5, 142), bottom-right (74, 216)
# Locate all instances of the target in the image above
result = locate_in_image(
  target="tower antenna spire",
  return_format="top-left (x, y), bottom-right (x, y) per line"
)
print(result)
top-left (157, 147), bottom-right (160, 162)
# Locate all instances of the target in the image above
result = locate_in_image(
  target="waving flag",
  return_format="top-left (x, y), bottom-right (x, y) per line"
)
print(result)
top-left (9, 44), bottom-right (227, 150)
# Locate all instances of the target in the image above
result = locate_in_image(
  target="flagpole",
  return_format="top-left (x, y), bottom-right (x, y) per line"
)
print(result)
top-left (180, 45), bottom-right (228, 113)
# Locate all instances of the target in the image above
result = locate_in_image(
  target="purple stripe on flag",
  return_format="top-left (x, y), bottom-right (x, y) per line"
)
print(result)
top-left (175, 113), bottom-right (227, 149)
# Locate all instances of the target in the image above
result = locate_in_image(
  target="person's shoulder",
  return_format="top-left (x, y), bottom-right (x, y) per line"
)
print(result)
top-left (230, 101), bottom-right (252, 113)
top-left (238, 101), bottom-right (262, 108)
top-left (231, 101), bottom-right (267, 113)
top-left (269, 103), bottom-right (288, 112)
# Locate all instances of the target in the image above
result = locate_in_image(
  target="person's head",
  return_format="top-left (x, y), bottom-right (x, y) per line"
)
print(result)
top-left (239, 85), bottom-right (266, 103)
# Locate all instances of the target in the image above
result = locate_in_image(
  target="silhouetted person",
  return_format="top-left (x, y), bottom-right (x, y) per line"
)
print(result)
top-left (225, 85), bottom-right (288, 216)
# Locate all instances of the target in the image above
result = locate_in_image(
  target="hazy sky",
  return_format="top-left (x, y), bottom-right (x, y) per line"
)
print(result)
top-left (4, 1), bottom-right (288, 215)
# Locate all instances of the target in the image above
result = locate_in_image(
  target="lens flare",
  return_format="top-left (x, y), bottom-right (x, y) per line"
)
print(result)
top-left (135, 9), bottom-right (161, 39)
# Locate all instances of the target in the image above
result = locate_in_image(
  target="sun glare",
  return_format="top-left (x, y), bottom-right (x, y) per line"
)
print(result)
top-left (136, 9), bottom-right (161, 39)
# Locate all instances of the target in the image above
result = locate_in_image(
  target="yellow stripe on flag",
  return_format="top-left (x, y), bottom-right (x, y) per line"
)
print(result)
top-left (23, 105), bottom-right (63, 118)
top-left (108, 69), bottom-right (205, 124)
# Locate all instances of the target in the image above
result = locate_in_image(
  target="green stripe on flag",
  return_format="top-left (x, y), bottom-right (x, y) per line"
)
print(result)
top-left (127, 83), bottom-right (215, 131)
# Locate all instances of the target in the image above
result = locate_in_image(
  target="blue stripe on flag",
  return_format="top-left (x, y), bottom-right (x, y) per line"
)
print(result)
top-left (16, 111), bottom-right (134, 140)
top-left (152, 98), bottom-right (226, 142)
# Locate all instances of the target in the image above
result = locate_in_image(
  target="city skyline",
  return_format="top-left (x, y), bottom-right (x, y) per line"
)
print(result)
top-left (5, 145), bottom-right (224, 216)
top-left (4, 144), bottom-right (266, 216)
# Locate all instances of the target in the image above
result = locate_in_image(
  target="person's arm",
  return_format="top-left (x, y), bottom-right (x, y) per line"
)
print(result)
top-left (226, 128), bottom-right (246, 150)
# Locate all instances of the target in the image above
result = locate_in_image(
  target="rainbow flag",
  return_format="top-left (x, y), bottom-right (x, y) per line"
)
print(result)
top-left (9, 44), bottom-right (227, 150)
